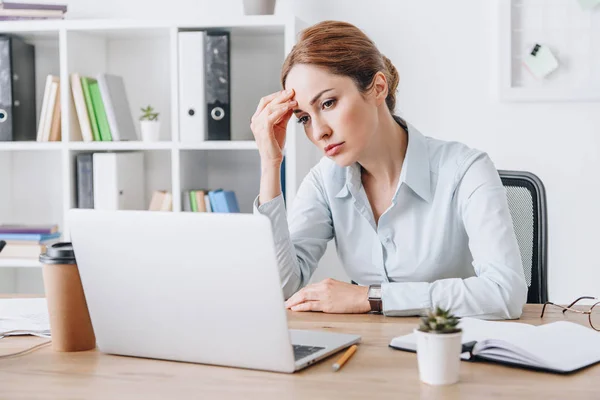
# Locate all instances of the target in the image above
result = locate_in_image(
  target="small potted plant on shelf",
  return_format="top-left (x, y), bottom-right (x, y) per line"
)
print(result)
top-left (139, 105), bottom-right (160, 142)
top-left (415, 307), bottom-right (462, 385)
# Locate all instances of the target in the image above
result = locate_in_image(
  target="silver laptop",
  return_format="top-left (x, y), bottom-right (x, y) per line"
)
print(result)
top-left (68, 209), bottom-right (360, 373)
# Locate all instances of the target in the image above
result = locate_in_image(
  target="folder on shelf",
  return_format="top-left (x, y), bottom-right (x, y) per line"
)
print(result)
top-left (0, 34), bottom-right (36, 142)
top-left (98, 73), bottom-right (137, 141)
top-left (205, 31), bottom-right (231, 141)
top-left (76, 153), bottom-right (94, 209)
top-left (92, 152), bottom-right (145, 210)
top-left (178, 31), bottom-right (207, 143)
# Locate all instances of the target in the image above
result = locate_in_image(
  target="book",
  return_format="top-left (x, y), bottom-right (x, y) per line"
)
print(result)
top-left (0, 2), bottom-right (68, 12)
top-left (0, 232), bottom-right (61, 241)
top-left (0, 241), bottom-right (56, 259)
top-left (80, 76), bottom-right (101, 141)
top-left (48, 82), bottom-right (61, 141)
top-left (97, 74), bottom-right (137, 141)
top-left (182, 190), bottom-right (191, 212)
top-left (149, 191), bottom-right (165, 211)
top-left (0, 8), bottom-right (63, 17)
top-left (36, 75), bottom-right (59, 142)
top-left (389, 317), bottom-right (600, 374)
top-left (89, 80), bottom-right (112, 141)
top-left (189, 190), bottom-right (198, 212)
top-left (0, 224), bottom-right (58, 234)
top-left (70, 73), bottom-right (93, 142)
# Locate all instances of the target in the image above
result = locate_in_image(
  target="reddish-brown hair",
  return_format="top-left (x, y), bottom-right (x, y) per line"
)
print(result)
top-left (281, 20), bottom-right (399, 114)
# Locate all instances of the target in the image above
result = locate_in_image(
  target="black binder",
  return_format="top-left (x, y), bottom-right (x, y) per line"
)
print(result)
top-left (204, 31), bottom-right (230, 141)
top-left (0, 34), bottom-right (36, 141)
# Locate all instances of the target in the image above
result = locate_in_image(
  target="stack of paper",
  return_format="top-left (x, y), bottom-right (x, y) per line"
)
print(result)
top-left (0, 298), bottom-right (51, 339)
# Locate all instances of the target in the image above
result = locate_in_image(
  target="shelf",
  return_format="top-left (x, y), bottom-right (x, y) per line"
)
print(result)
top-left (68, 141), bottom-right (174, 151)
top-left (0, 142), bottom-right (63, 151)
top-left (178, 141), bottom-right (258, 150)
top-left (0, 259), bottom-right (42, 268)
top-left (0, 16), bottom-right (291, 36)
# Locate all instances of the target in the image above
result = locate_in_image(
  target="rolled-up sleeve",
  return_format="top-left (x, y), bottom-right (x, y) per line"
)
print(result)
top-left (381, 152), bottom-right (528, 319)
top-left (254, 167), bottom-right (334, 299)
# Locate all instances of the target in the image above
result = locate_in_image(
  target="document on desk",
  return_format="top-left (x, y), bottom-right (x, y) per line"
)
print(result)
top-left (389, 317), bottom-right (600, 374)
top-left (0, 298), bottom-right (51, 339)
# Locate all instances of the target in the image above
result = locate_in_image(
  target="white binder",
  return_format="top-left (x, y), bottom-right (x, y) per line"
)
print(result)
top-left (92, 152), bottom-right (145, 210)
top-left (178, 31), bottom-right (206, 143)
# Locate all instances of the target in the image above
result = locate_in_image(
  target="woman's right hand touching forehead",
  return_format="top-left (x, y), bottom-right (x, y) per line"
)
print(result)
top-left (250, 89), bottom-right (297, 168)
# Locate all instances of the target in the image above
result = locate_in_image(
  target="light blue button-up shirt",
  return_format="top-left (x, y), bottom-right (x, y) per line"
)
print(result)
top-left (254, 121), bottom-right (527, 319)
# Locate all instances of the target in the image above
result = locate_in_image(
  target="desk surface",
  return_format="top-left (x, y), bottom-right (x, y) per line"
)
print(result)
top-left (0, 303), bottom-right (597, 399)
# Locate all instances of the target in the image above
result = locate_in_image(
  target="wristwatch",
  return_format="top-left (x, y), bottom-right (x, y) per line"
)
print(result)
top-left (368, 284), bottom-right (382, 313)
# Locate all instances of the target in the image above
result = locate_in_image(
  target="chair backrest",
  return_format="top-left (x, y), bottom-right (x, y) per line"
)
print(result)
top-left (498, 170), bottom-right (548, 304)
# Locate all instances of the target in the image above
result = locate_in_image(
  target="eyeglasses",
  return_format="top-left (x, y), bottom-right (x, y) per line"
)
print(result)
top-left (540, 296), bottom-right (600, 331)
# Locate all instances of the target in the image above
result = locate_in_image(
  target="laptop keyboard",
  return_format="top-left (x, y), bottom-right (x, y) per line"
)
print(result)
top-left (293, 344), bottom-right (325, 361)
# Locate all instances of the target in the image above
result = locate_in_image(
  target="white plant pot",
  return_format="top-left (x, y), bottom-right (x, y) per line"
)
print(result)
top-left (243, 0), bottom-right (276, 15)
top-left (140, 120), bottom-right (160, 142)
top-left (415, 329), bottom-right (462, 385)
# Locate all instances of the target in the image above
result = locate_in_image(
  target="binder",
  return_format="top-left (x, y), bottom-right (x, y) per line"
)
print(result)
top-left (0, 34), bottom-right (36, 141)
top-left (178, 31), bottom-right (207, 143)
top-left (205, 31), bottom-right (230, 141)
top-left (76, 153), bottom-right (94, 209)
top-left (92, 152), bottom-right (145, 210)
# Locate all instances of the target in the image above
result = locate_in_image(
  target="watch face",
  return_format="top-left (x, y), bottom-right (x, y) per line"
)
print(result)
top-left (369, 287), bottom-right (382, 298)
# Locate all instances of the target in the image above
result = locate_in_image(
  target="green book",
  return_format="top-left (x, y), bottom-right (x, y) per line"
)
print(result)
top-left (89, 81), bottom-right (113, 142)
top-left (80, 77), bottom-right (101, 142)
top-left (190, 190), bottom-right (198, 212)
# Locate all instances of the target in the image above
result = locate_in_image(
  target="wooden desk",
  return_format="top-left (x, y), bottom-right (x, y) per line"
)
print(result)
top-left (0, 304), bottom-right (596, 399)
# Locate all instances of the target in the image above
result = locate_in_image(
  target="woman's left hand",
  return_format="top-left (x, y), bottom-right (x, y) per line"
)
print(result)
top-left (284, 278), bottom-right (371, 314)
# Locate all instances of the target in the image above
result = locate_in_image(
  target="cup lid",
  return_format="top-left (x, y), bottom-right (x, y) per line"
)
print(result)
top-left (39, 242), bottom-right (77, 265)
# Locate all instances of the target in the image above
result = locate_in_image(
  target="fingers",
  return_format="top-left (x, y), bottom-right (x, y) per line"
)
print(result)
top-left (267, 101), bottom-right (296, 125)
top-left (285, 286), bottom-right (320, 308)
top-left (254, 89), bottom-right (295, 119)
top-left (290, 301), bottom-right (321, 312)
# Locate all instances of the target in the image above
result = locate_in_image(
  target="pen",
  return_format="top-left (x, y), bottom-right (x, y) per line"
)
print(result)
top-left (332, 344), bottom-right (357, 372)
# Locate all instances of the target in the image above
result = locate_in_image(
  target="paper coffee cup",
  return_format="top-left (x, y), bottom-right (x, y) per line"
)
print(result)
top-left (40, 242), bottom-right (96, 352)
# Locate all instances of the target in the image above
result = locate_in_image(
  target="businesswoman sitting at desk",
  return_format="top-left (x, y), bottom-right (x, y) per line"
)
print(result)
top-left (251, 20), bottom-right (527, 320)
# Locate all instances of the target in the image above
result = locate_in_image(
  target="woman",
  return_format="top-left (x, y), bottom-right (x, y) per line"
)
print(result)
top-left (250, 20), bottom-right (527, 319)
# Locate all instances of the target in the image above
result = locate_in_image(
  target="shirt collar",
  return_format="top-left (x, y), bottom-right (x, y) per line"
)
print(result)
top-left (334, 120), bottom-right (432, 203)
top-left (399, 122), bottom-right (432, 203)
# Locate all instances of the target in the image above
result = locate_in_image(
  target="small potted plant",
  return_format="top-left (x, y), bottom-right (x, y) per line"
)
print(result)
top-left (139, 105), bottom-right (160, 142)
top-left (415, 307), bottom-right (462, 385)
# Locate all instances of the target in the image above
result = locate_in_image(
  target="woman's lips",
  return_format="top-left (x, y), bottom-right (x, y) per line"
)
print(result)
top-left (325, 142), bottom-right (344, 156)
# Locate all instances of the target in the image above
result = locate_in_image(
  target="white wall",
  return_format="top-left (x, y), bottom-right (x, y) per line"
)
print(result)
top-left (44, 0), bottom-right (599, 303)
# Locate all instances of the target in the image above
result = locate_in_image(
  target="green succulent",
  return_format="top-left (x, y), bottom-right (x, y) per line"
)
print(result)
top-left (418, 307), bottom-right (461, 334)
top-left (140, 105), bottom-right (159, 121)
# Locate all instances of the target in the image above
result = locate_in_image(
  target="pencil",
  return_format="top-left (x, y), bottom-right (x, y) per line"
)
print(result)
top-left (332, 344), bottom-right (357, 372)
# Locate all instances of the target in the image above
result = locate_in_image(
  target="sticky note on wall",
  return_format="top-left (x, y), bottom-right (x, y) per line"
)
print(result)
top-left (522, 44), bottom-right (559, 79)
top-left (578, 0), bottom-right (600, 10)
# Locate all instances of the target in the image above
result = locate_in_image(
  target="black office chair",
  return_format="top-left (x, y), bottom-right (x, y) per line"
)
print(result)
top-left (498, 170), bottom-right (548, 304)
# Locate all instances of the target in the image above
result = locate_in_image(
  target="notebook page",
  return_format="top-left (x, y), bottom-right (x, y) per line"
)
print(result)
top-left (389, 317), bottom-right (534, 351)
top-left (500, 321), bottom-right (600, 372)
top-left (0, 298), bottom-right (51, 338)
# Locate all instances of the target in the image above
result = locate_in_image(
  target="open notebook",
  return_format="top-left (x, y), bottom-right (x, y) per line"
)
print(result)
top-left (0, 298), bottom-right (50, 339)
top-left (390, 317), bottom-right (600, 374)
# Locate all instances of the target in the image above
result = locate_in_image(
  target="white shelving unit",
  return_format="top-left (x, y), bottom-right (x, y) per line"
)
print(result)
top-left (499, 0), bottom-right (600, 102)
top-left (0, 16), bottom-right (319, 291)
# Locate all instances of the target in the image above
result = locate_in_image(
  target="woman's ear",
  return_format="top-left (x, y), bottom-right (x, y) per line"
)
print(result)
top-left (371, 72), bottom-right (388, 106)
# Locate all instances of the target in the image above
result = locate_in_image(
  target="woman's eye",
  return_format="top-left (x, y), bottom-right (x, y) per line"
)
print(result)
top-left (322, 99), bottom-right (336, 109)
top-left (297, 116), bottom-right (309, 125)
